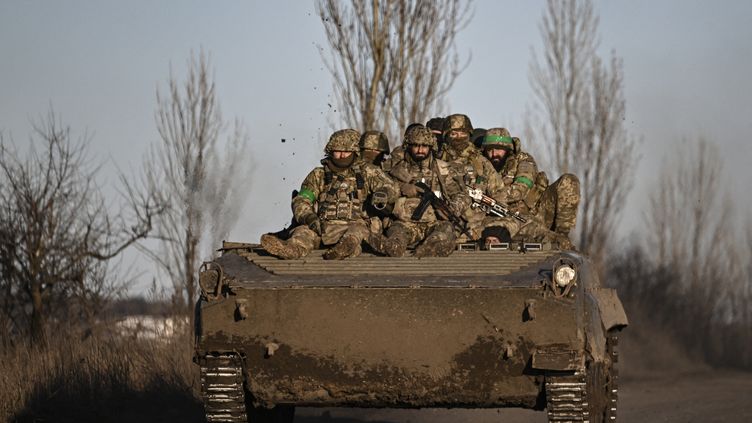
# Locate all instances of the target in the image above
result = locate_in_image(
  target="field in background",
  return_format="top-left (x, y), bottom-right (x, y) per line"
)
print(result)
top-left (0, 323), bottom-right (202, 423)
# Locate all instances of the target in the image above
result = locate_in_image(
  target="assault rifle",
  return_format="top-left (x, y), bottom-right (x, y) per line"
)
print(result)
top-left (467, 188), bottom-right (527, 223)
top-left (411, 181), bottom-right (472, 236)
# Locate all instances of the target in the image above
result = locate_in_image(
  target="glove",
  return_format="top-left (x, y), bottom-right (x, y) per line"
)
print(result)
top-left (400, 182), bottom-right (420, 197)
top-left (302, 213), bottom-right (321, 235)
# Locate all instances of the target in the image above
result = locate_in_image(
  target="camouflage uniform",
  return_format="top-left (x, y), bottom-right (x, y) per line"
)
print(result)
top-left (261, 129), bottom-right (398, 260)
top-left (481, 130), bottom-right (580, 248)
top-left (372, 125), bottom-right (469, 258)
top-left (359, 130), bottom-right (392, 235)
top-left (383, 117), bottom-right (444, 172)
top-left (359, 130), bottom-right (390, 167)
top-left (440, 114), bottom-right (506, 240)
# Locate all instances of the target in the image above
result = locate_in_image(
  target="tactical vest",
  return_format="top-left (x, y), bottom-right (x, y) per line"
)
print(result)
top-left (317, 164), bottom-right (367, 221)
top-left (391, 158), bottom-right (450, 223)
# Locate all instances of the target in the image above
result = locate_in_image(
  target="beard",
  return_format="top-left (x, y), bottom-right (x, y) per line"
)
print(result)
top-left (409, 150), bottom-right (429, 162)
top-left (489, 156), bottom-right (507, 172)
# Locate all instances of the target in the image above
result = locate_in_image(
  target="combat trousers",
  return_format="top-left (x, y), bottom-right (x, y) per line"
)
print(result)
top-left (535, 173), bottom-right (580, 235)
top-left (387, 220), bottom-right (456, 248)
top-left (288, 220), bottom-right (370, 257)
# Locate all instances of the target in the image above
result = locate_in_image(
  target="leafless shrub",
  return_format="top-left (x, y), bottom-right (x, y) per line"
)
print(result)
top-left (316, 0), bottom-right (472, 144)
top-left (527, 0), bottom-right (637, 265)
top-left (0, 110), bottom-right (164, 344)
top-left (138, 51), bottom-right (251, 317)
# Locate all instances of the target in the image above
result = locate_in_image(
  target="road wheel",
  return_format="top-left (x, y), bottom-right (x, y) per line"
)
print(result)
top-left (545, 331), bottom-right (619, 422)
top-left (584, 331), bottom-right (619, 422)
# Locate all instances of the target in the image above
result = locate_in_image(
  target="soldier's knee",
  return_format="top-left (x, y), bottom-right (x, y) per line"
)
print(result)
top-left (558, 173), bottom-right (580, 191)
top-left (556, 173), bottom-right (580, 202)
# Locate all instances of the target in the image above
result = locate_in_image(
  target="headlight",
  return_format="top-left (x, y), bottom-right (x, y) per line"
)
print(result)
top-left (199, 261), bottom-right (224, 300)
top-left (554, 265), bottom-right (577, 287)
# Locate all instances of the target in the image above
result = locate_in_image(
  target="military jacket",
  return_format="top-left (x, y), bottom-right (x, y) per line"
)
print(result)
top-left (497, 151), bottom-right (547, 211)
top-left (442, 141), bottom-right (505, 198)
top-left (293, 160), bottom-right (398, 223)
top-left (388, 156), bottom-right (468, 223)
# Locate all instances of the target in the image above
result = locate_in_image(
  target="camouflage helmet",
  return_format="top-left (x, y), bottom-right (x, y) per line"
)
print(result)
top-left (325, 129), bottom-right (361, 154)
top-left (481, 127), bottom-right (515, 151)
top-left (359, 130), bottom-right (390, 153)
top-left (442, 114), bottom-right (473, 135)
top-left (403, 124), bottom-right (437, 149)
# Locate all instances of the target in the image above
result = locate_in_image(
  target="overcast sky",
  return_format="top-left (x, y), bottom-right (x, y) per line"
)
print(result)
top-left (2, 1), bottom-right (751, 293)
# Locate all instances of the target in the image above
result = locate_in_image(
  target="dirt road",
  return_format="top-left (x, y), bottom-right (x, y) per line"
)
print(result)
top-left (295, 371), bottom-right (752, 423)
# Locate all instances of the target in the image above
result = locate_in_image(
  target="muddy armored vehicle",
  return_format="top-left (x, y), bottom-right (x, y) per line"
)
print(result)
top-left (194, 241), bottom-right (627, 422)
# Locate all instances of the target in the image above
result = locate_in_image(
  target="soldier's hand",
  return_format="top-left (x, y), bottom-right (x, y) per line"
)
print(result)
top-left (302, 213), bottom-right (321, 235)
top-left (400, 182), bottom-right (420, 197)
top-left (507, 185), bottom-right (524, 202)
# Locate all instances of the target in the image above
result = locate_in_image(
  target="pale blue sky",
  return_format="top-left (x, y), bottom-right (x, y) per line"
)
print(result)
top-left (2, 1), bottom-right (751, 292)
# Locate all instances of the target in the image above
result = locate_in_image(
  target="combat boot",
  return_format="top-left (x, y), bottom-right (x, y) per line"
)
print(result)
top-left (365, 232), bottom-right (388, 255)
top-left (415, 237), bottom-right (455, 258)
top-left (384, 236), bottom-right (408, 257)
top-left (323, 235), bottom-right (361, 260)
top-left (260, 234), bottom-right (306, 260)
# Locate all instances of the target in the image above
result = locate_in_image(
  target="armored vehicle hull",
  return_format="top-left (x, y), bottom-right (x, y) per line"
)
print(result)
top-left (195, 243), bottom-right (627, 422)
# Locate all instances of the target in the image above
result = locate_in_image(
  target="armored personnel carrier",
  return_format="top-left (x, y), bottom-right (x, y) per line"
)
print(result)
top-left (194, 241), bottom-right (627, 422)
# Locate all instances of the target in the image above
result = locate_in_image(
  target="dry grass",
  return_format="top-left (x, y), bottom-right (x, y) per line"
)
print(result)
top-left (0, 325), bottom-right (203, 423)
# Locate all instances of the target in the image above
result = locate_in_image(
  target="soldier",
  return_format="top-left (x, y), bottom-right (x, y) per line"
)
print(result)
top-left (440, 114), bottom-right (504, 194)
top-left (385, 118), bottom-right (445, 171)
top-left (371, 125), bottom-right (469, 258)
top-left (425, 116), bottom-right (445, 156)
top-left (438, 114), bottom-right (506, 241)
top-left (260, 129), bottom-right (398, 260)
top-left (480, 128), bottom-right (580, 248)
top-left (359, 130), bottom-right (390, 167)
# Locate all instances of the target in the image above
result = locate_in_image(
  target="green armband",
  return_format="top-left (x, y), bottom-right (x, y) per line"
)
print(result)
top-left (514, 176), bottom-right (534, 189)
top-left (298, 187), bottom-right (316, 203)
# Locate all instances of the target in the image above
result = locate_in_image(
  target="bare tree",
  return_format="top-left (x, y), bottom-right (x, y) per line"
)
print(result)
top-left (645, 139), bottom-right (741, 313)
top-left (634, 137), bottom-right (752, 368)
top-left (527, 0), bottom-right (636, 260)
top-left (317, 0), bottom-right (471, 144)
top-left (138, 51), bottom-right (251, 316)
top-left (0, 110), bottom-right (162, 343)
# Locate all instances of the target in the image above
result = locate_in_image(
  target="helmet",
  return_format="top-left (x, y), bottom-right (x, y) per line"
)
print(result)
top-left (325, 129), bottom-right (361, 154)
top-left (481, 128), bottom-right (514, 150)
top-left (403, 125), bottom-right (437, 149)
top-left (403, 122), bottom-right (423, 136)
top-left (359, 131), bottom-right (390, 153)
top-left (425, 117), bottom-right (445, 133)
top-left (442, 114), bottom-right (473, 135)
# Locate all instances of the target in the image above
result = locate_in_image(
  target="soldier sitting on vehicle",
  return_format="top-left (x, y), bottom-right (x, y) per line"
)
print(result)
top-left (480, 128), bottom-right (580, 249)
top-left (383, 117), bottom-right (445, 172)
top-left (359, 130), bottom-right (390, 168)
top-left (260, 129), bottom-right (398, 260)
top-left (438, 114), bottom-right (509, 242)
top-left (369, 125), bottom-right (470, 258)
